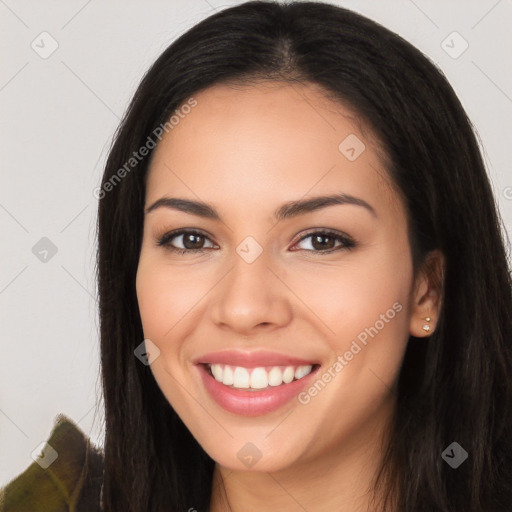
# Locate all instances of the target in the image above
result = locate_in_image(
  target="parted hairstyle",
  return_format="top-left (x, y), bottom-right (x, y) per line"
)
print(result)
top-left (94, 1), bottom-right (512, 510)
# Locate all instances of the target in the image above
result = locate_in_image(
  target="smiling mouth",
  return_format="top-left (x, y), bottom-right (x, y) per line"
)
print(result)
top-left (204, 362), bottom-right (320, 391)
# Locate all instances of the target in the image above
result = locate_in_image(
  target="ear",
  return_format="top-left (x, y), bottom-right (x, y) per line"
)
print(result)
top-left (409, 249), bottom-right (445, 338)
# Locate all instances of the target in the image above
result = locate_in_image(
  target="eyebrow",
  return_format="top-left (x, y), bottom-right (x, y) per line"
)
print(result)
top-left (144, 193), bottom-right (377, 221)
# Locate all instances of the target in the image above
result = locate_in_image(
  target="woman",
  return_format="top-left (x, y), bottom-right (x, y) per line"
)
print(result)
top-left (3, 1), bottom-right (511, 511)
top-left (99, 1), bottom-right (512, 510)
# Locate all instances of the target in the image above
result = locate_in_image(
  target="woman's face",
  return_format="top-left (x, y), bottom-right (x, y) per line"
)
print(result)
top-left (136, 81), bottom-right (426, 472)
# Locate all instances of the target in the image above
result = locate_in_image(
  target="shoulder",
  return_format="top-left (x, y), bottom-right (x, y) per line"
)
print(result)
top-left (0, 413), bottom-right (104, 512)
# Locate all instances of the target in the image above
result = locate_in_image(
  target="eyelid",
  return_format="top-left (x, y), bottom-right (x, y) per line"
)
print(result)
top-left (291, 228), bottom-right (356, 252)
top-left (155, 228), bottom-right (217, 249)
top-left (155, 227), bottom-right (357, 255)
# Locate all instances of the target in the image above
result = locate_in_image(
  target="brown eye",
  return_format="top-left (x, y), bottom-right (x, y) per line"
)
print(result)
top-left (292, 230), bottom-right (356, 254)
top-left (155, 228), bottom-right (356, 256)
top-left (156, 229), bottom-right (216, 254)
top-left (180, 233), bottom-right (206, 250)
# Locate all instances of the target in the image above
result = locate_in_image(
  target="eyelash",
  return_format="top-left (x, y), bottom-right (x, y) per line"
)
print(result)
top-left (155, 228), bottom-right (357, 256)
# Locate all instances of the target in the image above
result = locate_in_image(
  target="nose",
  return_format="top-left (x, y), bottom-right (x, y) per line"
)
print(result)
top-left (209, 248), bottom-right (293, 336)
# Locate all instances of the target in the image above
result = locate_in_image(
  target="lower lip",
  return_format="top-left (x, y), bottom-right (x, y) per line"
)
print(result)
top-left (197, 364), bottom-right (320, 416)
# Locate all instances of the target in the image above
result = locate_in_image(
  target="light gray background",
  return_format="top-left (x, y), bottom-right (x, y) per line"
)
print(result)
top-left (1, 0), bottom-right (511, 487)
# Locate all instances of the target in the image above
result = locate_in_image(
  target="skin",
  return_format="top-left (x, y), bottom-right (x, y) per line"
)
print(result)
top-left (135, 81), bottom-right (444, 511)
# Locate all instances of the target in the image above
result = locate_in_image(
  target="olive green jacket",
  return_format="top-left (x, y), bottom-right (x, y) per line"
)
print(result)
top-left (0, 414), bottom-right (104, 511)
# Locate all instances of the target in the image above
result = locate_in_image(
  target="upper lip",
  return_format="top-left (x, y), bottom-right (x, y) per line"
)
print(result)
top-left (193, 350), bottom-right (319, 368)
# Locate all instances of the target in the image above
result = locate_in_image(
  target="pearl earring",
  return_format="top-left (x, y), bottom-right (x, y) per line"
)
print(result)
top-left (422, 317), bottom-right (431, 332)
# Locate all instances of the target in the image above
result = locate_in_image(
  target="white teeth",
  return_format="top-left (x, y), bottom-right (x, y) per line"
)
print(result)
top-left (211, 364), bottom-right (223, 382)
top-left (250, 367), bottom-right (268, 389)
top-left (208, 363), bottom-right (314, 390)
top-left (268, 367), bottom-right (283, 386)
top-left (283, 366), bottom-right (295, 383)
top-left (295, 365), bottom-right (313, 379)
top-left (233, 367), bottom-right (250, 388)
top-left (223, 365), bottom-right (234, 385)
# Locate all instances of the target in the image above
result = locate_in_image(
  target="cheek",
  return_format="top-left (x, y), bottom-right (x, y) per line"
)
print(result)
top-left (136, 257), bottom-right (205, 340)
top-left (136, 262), bottom-right (170, 338)
top-left (291, 249), bottom-right (410, 335)
top-left (333, 255), bottom-right (412, 383)
top-left (135, 259), bottom-right (197, 406)
top-left (290, 248), bottom-right (412, 380)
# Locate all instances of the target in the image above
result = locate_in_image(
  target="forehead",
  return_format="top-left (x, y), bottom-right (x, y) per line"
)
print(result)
top-left (146, 81), bottom-right (398, 218)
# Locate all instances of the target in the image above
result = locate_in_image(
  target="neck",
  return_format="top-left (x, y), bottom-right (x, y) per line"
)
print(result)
top-left (209, 395), bottom-right (397, 512)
